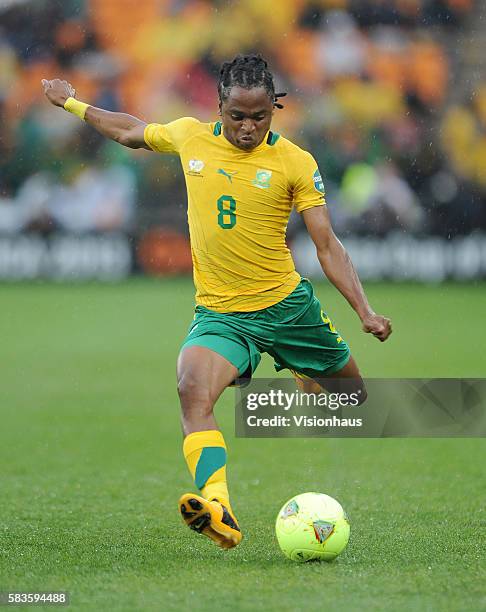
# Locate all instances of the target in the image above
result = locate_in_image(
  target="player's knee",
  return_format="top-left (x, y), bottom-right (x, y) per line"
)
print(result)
top-left (177, 375), bottom-right (213, 414)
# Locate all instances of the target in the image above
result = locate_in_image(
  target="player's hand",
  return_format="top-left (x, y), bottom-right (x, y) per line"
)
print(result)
top-left (361, 313), bottom-right (392, 342)
top-left (41, 78), bottom-right (76, 107)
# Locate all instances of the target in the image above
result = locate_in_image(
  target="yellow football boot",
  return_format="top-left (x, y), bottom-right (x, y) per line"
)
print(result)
top-left (178, 493), bottom-right (242, 549)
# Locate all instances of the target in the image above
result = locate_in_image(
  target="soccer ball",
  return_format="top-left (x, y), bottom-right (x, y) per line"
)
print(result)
top-left (275, 492), bottom-right (350, 562)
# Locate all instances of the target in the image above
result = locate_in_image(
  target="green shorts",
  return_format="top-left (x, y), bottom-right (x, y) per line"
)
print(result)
top-left (181, 278), bottom-right (350, 381)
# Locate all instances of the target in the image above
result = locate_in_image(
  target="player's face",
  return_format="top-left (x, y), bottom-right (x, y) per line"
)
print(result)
top-left (220, 86), bottom-right (274, 151)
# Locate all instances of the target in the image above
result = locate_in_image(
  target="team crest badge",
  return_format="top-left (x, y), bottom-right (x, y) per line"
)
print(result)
top-left (253, 168), bottom-right (272, 189)
top-left (188, 159), bottom-right (205, 176)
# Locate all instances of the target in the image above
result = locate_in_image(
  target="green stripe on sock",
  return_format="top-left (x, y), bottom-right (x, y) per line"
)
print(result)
top-left (195, 446), bottom-right (226, 489)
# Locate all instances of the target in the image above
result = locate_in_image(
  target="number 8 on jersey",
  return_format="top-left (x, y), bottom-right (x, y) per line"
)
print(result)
top-left (217, 195), bottom-right (237, 229)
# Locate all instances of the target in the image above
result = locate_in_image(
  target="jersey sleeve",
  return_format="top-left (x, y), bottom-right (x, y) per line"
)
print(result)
top-left (144, 117), bottom-right (200, 154)
top-left (291, 150), bottom-right (326, 213)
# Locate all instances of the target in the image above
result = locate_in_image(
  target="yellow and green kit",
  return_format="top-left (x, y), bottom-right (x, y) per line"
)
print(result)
top-left (182, 278), bottom-right (349, 380)
top-left (144, 118), bottom-right (350, 378)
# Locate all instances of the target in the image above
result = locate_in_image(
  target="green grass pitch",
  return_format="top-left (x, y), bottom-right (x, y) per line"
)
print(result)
top-left (1, 280), bottom-right (485, 611)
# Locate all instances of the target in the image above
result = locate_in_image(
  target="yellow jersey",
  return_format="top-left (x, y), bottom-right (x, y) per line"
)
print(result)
top-left (144, 118), bottom-right (325, 312)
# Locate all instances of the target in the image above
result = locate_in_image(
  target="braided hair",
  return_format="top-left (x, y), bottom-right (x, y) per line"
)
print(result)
top-left (218, 53), bottom-right (287, 110)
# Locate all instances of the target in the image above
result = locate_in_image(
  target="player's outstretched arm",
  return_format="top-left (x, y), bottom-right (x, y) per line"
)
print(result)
top-left (302, 206), bottom-right (392, 342)
top-left (41, 78), bottom-right (150, 150)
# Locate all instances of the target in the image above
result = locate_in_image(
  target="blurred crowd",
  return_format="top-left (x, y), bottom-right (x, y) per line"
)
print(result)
top-left (0, 0), bottom-right (484, 238)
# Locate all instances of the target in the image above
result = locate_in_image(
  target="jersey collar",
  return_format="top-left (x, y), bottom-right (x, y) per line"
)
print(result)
top-left (213, 121), bottom-right (278, 153)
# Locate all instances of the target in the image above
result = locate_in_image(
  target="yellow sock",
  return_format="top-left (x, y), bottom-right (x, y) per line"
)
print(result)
top-left (183, 430), bottom-right (232, 511)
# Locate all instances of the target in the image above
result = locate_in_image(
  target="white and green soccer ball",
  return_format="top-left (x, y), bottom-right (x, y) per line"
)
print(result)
top-left (275, 492), bottom-right (350, 562)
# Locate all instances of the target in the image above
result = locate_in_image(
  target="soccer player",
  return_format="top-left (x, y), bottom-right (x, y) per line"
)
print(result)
top-left (42, 54), bottom-right (391, 550)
